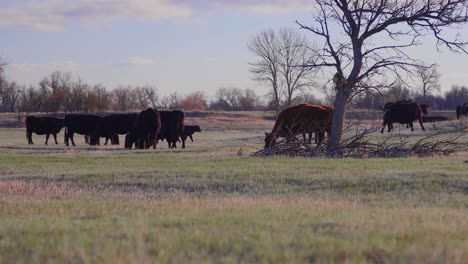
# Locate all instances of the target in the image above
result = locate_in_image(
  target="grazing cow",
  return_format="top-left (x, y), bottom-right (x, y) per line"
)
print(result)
top-left (456, 103), bottom-right (468, 120)
top-left (181, 125), bottom-right (201, 144)
top-left (89, 113), bottom-right (137, 146)
top-left (125, 108), bottom-right (161, 149)
top-left (381, 102), bottom-right (429, 133)
top-left (64, 114), bottom-right (102, 146)
top-left (25, 116), bottom-right (65, 145)
top-left (158, 110), bottom-right (185, 149)
top-left (264, 104), bottom-right (334, 148)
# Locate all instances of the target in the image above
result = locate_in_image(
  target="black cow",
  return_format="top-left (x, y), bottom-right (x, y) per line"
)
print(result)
top-left (181, 125), bottom-right (201, 145)
top-left (25, 116), bottom-right (65, 145)
top-left (89, 113), bottom-right (137, 146)
top-left (456, 103), bottom-right (468, 120)
top-left (64, 114), bottom-right (102, 146)
top-left (381, 102), bottom-right (429, 133)
top-left (158, 110), bottom-right (185, 149)
top-left (125, 108), bottom-right (161, 149)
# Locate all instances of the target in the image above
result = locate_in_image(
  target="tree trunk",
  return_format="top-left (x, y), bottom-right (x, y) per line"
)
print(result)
top-left (327, 87), bottom-right (350, 152)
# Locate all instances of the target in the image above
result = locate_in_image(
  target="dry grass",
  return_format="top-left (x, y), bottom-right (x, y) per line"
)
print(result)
top-left (0, 111), bottom-right (467, 263)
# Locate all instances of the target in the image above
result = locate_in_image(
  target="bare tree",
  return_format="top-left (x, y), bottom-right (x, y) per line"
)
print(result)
top-left (277, 28), bottom-right (317, 106)
top-left (92, 84), bottom-right (111, 112)
top-left (112, 85), bottom-right (136, 111)
top-left (415, 64), bottom-right (440, 103)
top-left (142, 85), bottom-right (159, 108)
top-left (248, 30), bottom-right (280, 113)
top-left (39, 71), bottom-right (72, 113)
top-left (0, 81), bottom-right (21, 112)
top-left (160, 92), bottom-right (182, 110)
top-left (296, 0), bottom-right (468, 151)
top-left (213, 87), bottom-right (261, 111)
top-left (182, 91), bottom-right (207, 111)
top-left (248, 28), bottom-right (316, 114)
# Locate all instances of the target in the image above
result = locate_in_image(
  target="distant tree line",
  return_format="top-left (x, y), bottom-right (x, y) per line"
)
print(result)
top-left (0, 63), bottom-right (466, 114)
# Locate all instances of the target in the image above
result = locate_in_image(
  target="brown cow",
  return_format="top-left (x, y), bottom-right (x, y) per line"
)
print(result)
top-left (264, 104), bottom-right (334, 148)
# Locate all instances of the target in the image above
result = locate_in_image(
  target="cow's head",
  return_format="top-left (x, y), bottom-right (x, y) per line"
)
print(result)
top-left (456, 105), bottom-right (462, 120)
top-left (420, 104), bottom-right (430, 115)
top-left (194, 125), bottom-right (202, 132)
top-left (264, 132), bottom-right (277, 148)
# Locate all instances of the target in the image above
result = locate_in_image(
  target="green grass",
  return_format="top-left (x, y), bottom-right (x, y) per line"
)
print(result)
top-left (0, 118), bottom-right (467, 263)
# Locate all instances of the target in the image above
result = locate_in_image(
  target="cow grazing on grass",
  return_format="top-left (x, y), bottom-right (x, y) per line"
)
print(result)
top-left (89, 113), bottom-right (137, 146)
top-left (64, 114), bottom-right (102, 146)
top-left (264, 104), bottom-right (334, 148)
top-left (181, 125), bottom-right (201, 145)
top-left (381, 102), bottom-right (429, 133)
top-left (456, 103), bottom-right (468, 120)
top-left (158, 110), bottom-right (185, 149)
top-left (125, 108), bottom-right (161, 149)
top-left (25, 116), bottom-right (65, 145)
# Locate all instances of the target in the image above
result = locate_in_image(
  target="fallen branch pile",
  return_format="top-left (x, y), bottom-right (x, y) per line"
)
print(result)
top-left (251, 128), bottom-right (468, 158)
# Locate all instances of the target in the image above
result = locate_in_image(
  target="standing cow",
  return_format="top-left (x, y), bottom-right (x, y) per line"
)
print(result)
top-left (381, 102), bottom-right (429, 133)
top-left (125, 108), bottom-right (161, 149)
top-left (25, 116), bottom-right (65, 145)
top-left (89, 113), bottom-right (137, 146)
top-left (158, 110), bottom-right (185, 149)
top-left (264, 104), bottom-right (334, 148)
top-left (456, 103), bottom-right (468, 120)
top-left (64, 114), bottom-right (102, 146)
top-left (180, 125), bottom-right (202, 145)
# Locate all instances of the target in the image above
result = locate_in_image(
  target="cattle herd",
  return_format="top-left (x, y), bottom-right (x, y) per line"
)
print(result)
top-left (25, 108), bottom-right (202, 149)
top-left (25, 101), bottom-right (467, 150)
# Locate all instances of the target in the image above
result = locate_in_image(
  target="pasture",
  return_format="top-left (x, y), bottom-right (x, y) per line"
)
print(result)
top-left (0, 111), bottom-right (467, 263)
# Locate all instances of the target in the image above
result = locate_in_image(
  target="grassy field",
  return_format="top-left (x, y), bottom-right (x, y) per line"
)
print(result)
top-left (0, 112), bottom-right (467, 263)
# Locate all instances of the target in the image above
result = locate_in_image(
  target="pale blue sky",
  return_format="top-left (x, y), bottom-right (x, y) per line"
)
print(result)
top-left (1, 0), bottom-right (467, 97)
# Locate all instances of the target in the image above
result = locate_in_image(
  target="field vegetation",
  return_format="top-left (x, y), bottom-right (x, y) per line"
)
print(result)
top-left (0, 112), bottom-right (467, 263)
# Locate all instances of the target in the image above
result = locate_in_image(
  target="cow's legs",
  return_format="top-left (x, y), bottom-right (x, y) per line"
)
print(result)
top-left (27, 130), bottom-right (33, 144)
top-left (410, 122), bottom-right (414, 132)
top-left (182, 138), bottom-right (185, 149)
top-left (53, 133), bottom-right (58, 144)
top-left (381, 122), bottom-right (386, 133)
top-left (70, 133), bottom-right (76, 146)
top-left (45, 134), bottom-right (50, 145)
top-left (418, 118), bottom-right (425, 131)
top-left (105, 137), bottom-right (109, 145)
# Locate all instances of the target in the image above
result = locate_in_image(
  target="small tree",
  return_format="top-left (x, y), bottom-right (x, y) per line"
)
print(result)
top-left (93, 84), bottom-right (111, 112)
top-left (248, 28), bottom-right (317, 114)
top-left (160, 92), bottom-right (183, 110)
top-left (212, 87), bottom-right (261, 111)
top-left (112, 85), bottom-right (135, 111)
top-left (415, 64), bottom-right (440, 103)
top-left (182, 91), bottom-right (207, 111)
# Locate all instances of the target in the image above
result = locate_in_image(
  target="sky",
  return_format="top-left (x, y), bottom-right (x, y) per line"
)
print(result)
top-left (1, 0), bottom-right (468, 97)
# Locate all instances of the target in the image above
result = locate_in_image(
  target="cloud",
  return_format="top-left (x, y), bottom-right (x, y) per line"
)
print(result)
top-left (11, 61), bottom-right (80, 72)
top-left (126, 57), bottom-right (159, 65)
top-left (0, 0), bottom-right (313, 31)
top-left (0, 0), bottom-right (192, 31)
top-left (182, 0), bottom-right (315, 14)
